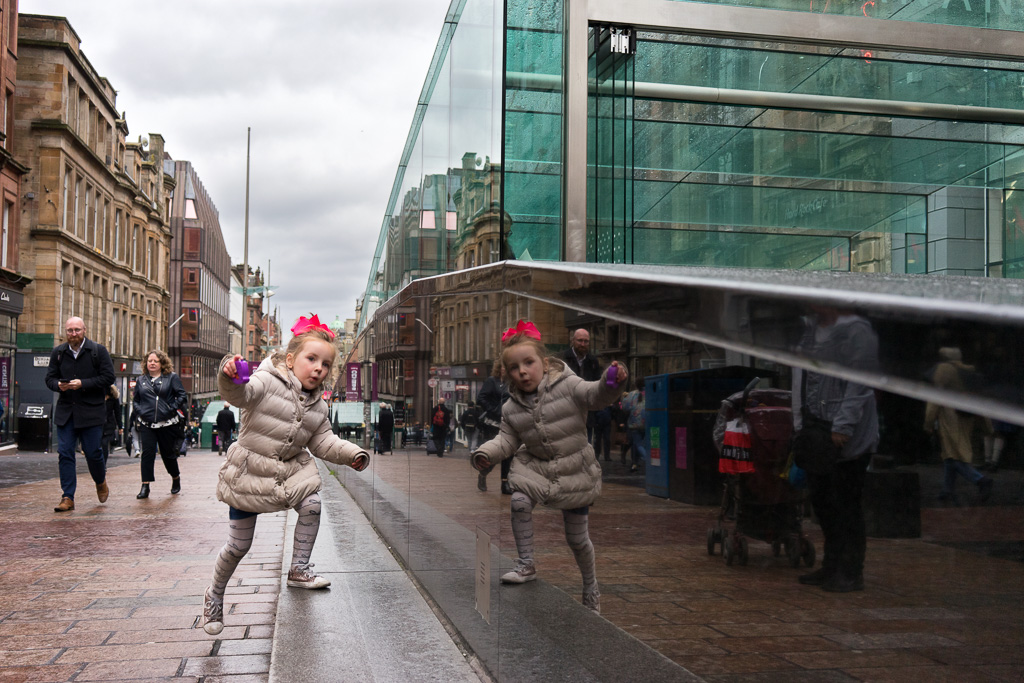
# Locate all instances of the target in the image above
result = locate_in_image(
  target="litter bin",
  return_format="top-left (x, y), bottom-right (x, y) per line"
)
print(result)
top-left (648, 367), bottom-right (770, 505)
top-left (17, 403), bottom-right (52, 452)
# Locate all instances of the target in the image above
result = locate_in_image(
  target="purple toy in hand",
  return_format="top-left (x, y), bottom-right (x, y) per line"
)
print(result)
top-left (233, 359), bottom-right (251, 384)
top-left (606, 364), bottom-right (618, 387)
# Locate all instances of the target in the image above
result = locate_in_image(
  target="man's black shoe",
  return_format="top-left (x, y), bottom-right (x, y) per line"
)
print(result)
top-left (798, 568), bottom-right (829, 586)
top-left (822, 574), bottom-right (864, 593)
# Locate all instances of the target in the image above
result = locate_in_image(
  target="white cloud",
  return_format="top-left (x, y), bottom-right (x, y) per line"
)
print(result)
top-left (23, 0), bottom-right (453, 331)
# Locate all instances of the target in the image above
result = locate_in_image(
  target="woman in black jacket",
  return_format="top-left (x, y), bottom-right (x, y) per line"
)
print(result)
top-left (132, 349), bottom-right (188, 499)
top-left (101, 385), bottom-right (122, 465)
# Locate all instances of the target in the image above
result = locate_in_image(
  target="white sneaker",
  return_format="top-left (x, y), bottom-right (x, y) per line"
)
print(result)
top-left (202, 587), bottom-right (224, 635)
top-left (583, 587), bottom-right (601, 613)
top-left (287, 563), bottom-right (331, 589)
top-left (500, 560), bottom-right (537, 584)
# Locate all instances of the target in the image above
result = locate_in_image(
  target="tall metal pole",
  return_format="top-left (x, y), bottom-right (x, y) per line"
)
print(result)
top-left (242, 127), bottom-right (250, 361)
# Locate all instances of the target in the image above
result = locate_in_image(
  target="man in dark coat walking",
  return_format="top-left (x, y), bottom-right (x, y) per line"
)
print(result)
top-left (216, 403), bottom-right (237, 456)
top-left (561, 328), bottom-right (602, 442)
top-left (45, 316), bottom-right (116, 512)
top-left (429, 398), bottom-right (452, 458)
top-left (376, 403), bottom-right (395, 453)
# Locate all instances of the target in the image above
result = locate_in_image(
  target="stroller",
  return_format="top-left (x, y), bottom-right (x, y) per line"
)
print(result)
top-left (707, 378), bottom-right (815, 568)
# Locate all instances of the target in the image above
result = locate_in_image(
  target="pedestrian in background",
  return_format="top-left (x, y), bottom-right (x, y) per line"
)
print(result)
top-left (45, 316), bottom-right (116, 513)
top-left (203, 315), bottom-right (369, 635)
top-left (621, 377), bottom-right (647, 473)
top-left (460, 400), bottom-right (481, 451)
top-left (101, 385), bottom-right (122, 465)
top-left (472, 320), bottom-right (628, 613)
top-left (924, 347), bottom-right (994, 505)
top-left (477, 359), bottom-right (510, 492)
top-left (377, 402), bottom-right (394, 454)
top-left (793, 306), bottom-right (879, 593)
top-left (216, 403), bottom-right (236, 456)
top-left (429, 397), bottom-right (452, 458)
top-left (133, 349), bottom-right (188, 499)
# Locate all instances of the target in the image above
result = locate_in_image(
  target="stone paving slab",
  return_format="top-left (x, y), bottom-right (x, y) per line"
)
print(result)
top-left (0, 449), bottom-right (283, 683)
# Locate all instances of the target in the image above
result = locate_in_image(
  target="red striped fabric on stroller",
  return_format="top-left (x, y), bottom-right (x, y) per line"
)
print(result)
top-left (708, 378), bottom-right (815, 568)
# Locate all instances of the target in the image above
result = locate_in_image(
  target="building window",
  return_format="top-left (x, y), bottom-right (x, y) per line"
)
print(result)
top-left (114, 209), bottom-right (122, 260)
top-left (182, 267), bottom-right (199, 299)
top-left (183, 226), bottom-right (200, 259)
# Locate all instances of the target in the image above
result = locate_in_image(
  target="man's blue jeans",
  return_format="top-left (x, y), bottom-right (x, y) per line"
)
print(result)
top-left (57, 418), bottom-right (105, 499)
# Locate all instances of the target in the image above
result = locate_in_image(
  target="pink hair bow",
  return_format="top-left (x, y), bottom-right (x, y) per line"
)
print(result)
top-left (291, 314), bottom-right (335, 339)
top-left (501, 320), bottom-right (541, 343)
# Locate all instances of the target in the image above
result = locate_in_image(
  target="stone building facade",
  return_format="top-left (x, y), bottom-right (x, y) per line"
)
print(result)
top-left (0, 0), bottom-right (28, 446)
top-left (15, 14), bottom-right (172, 403)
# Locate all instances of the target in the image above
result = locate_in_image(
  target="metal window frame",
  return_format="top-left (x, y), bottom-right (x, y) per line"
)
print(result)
top-left (562, 0), bottom-right (1024, 261)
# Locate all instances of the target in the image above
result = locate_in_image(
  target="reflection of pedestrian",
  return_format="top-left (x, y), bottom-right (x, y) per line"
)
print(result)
top-left (477, 359), bottom-right (510, 492)
top-left (620, 378), bottom-right (647, 472)
top-left (377, 403), bottom-right (394, 453)
top-left (430, 398), bottom-right (452, 458)
top-left (45, 316), bottom-right (116, 512)
top-left (924, 347), bottom-right (994, 504)
top-left (101, 385), bottom-right (122, 465)
top-left (460, 401), bottom-right (481, 451)
top-left (561, 328), bottom-right (602, 443)
top-left (793, 307), bottom-right (879, 593)
top-left (592, 406), bottom-right (612, 461)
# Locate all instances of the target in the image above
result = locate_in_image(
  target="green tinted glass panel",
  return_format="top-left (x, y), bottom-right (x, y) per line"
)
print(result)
top-left (504, 0), bottom-right (564, 261)
top-left (662, 0), bottom-right (1022, 30)
top-left (637, 118), bottom-right (1015, 190)
top-left (635, 40), bottom-right (1024, 112)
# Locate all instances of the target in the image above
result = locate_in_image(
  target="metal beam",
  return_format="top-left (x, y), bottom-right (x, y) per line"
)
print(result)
top-left (587, 0), bottom-right (1024, 63)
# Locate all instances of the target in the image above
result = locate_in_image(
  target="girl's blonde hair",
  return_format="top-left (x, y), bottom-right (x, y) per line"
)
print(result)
top-left (272, 329), bottom-right (338, 390)
top-left (499, 332), bottom-right (549, 373)
top-left (144, 349), bottom-right (174, 374)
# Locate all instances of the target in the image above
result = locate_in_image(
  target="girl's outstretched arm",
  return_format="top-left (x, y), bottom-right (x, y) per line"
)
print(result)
top-left (576, 361), bottom-right (629, 411)
top-left (307, 419), bottom-right (370, 471)
top-left (472, 419), bottom-right (520, 471)
top-left (217, 354), bottom-right (266, 408)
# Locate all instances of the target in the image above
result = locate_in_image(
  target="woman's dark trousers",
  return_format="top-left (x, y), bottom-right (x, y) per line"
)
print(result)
top-left (139, 425), bottom-right (181, 482)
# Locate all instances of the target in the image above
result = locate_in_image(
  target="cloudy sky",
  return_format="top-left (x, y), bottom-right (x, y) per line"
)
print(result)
top-left (24, 0), bottom-right (454, 333)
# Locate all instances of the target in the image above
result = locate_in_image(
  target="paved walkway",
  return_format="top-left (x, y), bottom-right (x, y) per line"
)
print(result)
top-left (0, 447), bottom-right (479, 683)
top-left (4, 442), bottom-right (1024, 681)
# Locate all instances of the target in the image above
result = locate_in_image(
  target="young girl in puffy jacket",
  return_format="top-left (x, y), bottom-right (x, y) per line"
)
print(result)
top-left (471, 321), bottom-right (627, 613)
top-left (202, 316), bottom-right (369, 635)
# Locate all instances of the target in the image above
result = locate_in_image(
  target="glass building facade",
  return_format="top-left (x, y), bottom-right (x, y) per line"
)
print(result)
top-left (352, 1), bottom-right (1024, 679)
top-left (362, 0), bottom-right (1023, 321)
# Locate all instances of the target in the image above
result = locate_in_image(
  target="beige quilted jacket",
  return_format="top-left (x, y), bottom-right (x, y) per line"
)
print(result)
top-left (474, 358), bottom-right (622, 509)
top-left (216, 355), bottom-right (368, 513)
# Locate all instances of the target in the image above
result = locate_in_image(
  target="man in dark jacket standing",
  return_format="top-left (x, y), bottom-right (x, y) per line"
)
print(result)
top-left (216, 404), bottom-right (237, 456)
top-left (45, 317), bottom-right (116, 512)
top-left (430, 398), bottom-right (452, 458)
top-left (561, 328), bottom-right (601, 441)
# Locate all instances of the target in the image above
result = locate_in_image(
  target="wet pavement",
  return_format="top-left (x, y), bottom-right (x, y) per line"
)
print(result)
top-left (2, 441), bottom-right (1023, 682)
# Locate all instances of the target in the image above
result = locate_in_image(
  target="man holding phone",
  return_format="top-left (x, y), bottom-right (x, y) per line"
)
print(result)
top-left (45, 317), bottom-right (116, 512)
